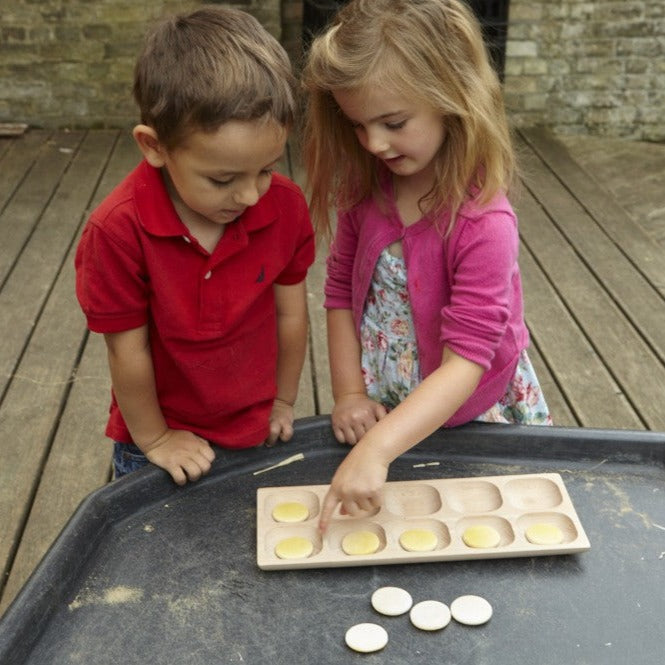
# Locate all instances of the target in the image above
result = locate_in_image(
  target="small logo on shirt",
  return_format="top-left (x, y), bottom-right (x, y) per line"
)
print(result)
top-left (256, 265), bottom-right (265, 283)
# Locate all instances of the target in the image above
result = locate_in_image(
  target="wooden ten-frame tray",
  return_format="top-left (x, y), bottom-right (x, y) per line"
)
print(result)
top-left (256, 472), bottom-right (590, 570)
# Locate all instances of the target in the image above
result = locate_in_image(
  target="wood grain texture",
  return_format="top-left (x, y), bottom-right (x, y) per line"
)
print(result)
top-left (0, 127), bottom-right (662, 614)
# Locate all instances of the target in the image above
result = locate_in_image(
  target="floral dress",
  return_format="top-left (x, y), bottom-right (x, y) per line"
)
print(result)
top-left (360, 248), bottom-right (552, 425)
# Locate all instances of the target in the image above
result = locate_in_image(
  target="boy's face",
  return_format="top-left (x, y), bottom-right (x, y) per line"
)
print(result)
top-left (158, 116), bottom-right (287, 230)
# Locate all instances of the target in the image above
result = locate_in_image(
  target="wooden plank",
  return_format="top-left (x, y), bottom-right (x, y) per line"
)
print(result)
top-left (307, 240), bottom-right (333, 415)
top-left (289, 155), bottom-right (333, 416)
top-left (0, 132), bottom-right (52, 212)
top-left (0, 334), bottom-right (112, 615)
top-left (0, 131), bottom-right (140, 612)
top-left (516, 186), bottom-right (650, 429)
top-left (524, 334), bottom-right (578, 428)
top-left (517, 136), bottom-right (665, 429)
top-left (0, 131), bottom-right (121, 606)
top-left (0, 127), bottom-right (312, 618)
top-left (0, 130), bottom-right (84, 286)
top-left (517, 131), bottom-right (665, 366)
top-left (519, 239), bottom-right (641, 429)
top-left (519, 127), bottom-right (665, 296)
top-left (554, 133), bottom-right (665, 248)
top-left (0, 123), bottom-right (28, 137)
top-left (88, 130), bottom-right (141, 209)
top-left (276, 140), bottom-right (315, 418)
top-left (0, 131), bottom-right (117, 399)
top-left (0, 138), bottom-right (10, 160)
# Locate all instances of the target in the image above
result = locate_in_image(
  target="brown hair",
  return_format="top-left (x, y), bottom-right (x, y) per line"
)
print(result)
top-left (133, 5), bottom-right (297, 150)
top-left (302, 0), bottom-right (516, 237)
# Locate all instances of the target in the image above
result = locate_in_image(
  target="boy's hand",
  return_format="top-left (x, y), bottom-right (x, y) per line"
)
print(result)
top-left (318, 442), bottom-right (389, 532)
top-left (331, 393), bottom-right (387, 445)
top-left (266, 398), bottom-right (295, 447)
top-left (144, 429), bottom-right (215, 485)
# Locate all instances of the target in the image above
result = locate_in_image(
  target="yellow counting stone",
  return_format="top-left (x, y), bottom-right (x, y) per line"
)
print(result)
top-left (399, 528), bottom-right (438, 552)
top-left (341, 530), bottom-right (380, 556)
top-left (274, 536), bottom-right (314, 560)
top-left (525, 522), bottom-right (564, 545)
top-left (271, 501), bottom-right (309, 523)
top-left (462, 524), bottom-right (501, 549)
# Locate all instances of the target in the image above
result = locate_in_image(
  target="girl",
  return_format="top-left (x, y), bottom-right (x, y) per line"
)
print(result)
top-left (302, 0), bottom-right (551, 530)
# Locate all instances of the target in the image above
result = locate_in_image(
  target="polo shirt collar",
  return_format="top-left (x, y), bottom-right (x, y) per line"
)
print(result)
top-left (133, 160), bottom-right (278, 240)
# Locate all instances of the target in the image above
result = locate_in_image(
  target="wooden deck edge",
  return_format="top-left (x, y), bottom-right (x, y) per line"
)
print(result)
top-left (517, 126), bottom-right (665, 296)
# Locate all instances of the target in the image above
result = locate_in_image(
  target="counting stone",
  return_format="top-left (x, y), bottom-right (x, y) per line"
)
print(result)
top-left (450, 595), bottom-right (493, 625)
top-left (341, 530), bottom-right (380, 555)
top-left (399, 528), bottom-right (438, 552)
top-left (409, 600), bottom-right (451, 631)
top-left (271, 501), bottom-right (309, 523)
top-left (274, 536), bottom-right (313, 560)
top-left (462, 524), bottom-right (501, 548)
top-left (525, 522), bottom-right (564, 545)
top-left (344, 623), bottom-right (388, 653)
top-left (371, 586), bottom-right (413, 616)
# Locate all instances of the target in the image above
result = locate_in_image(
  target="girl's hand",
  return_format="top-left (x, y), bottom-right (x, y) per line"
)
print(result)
top-left (318, 442), bottom-right (390, 532)
top-left (331, 393), bottom-right (387, 444)
top-left (266, 398), bottom-right (295, 447)
top-left (144, 429), bottom-right (215, 485)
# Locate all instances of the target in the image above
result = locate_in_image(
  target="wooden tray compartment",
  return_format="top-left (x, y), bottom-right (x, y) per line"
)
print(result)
top-left (256, 472), bottom-right (590, 570)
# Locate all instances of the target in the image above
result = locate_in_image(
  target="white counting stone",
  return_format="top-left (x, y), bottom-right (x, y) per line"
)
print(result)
top-left (409, 600), bottom-right (451, 631)
top-left (344, 623), bottom-right (389, 653)
top-left (371, 586), bottom-right (413, 616)
top-left (450, 595), bottom-right (493, 626)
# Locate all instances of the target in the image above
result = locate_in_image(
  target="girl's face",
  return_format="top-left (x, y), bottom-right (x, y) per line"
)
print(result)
top-left (333, 84), bottom-right (445, 186)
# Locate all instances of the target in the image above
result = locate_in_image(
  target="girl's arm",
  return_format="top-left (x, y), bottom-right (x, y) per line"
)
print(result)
top-left (327, 308), bottom-right (387, 444)
top-left (318, 346), bottom-right (484, 531)
top-left (267, 281), bottom-right (309, 445)
top-left (104, 326), bottom-right (214, 484)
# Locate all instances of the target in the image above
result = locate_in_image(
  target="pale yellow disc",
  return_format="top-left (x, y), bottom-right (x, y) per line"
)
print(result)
top-left (462, 524), bottom-right (501, 549)
top-left (271, 501), bottom-right (309, 523)
top-left (274, 536), bottom-right (314, 560)
top-left (341, 530), bottom-right (380, 556)
top-left (399, 528), bottom-right (438, 552)
top-left (525, 522), bottom-right (564, 545)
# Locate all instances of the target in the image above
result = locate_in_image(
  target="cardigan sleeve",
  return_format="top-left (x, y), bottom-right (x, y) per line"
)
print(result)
top-left (440, 209), bottom-right (520, 370)
top-left (323, 208), bottom-right (358, 310)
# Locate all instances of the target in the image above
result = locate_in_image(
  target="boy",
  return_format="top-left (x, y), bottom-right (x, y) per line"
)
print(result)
top-left (75, 6), bottom-right (315, 485)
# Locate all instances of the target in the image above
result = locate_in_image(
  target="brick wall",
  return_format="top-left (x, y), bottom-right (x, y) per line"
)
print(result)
top-left (0, 0), bottom-right (282, 129)
top-left (280, 0), bottom-right (305, 71)
top-left (1, 1), bottom-right (663, 139)
top-left (504, 0), bottom-right (665, 141)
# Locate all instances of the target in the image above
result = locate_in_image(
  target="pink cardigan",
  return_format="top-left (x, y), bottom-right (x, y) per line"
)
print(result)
top-left (324, 186), bottom-right (529, 426)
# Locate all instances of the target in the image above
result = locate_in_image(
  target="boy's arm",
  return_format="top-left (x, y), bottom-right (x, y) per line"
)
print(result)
top-left (266, 281), bottom-right (309, 445)
top-left (104, 326), bottom-right (215, 484)
top-left (327, 308), bottom-right (387, 444)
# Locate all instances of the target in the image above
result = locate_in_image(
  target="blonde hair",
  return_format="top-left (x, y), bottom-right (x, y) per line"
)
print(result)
top-left (302, 0), bottom-right (516, 236)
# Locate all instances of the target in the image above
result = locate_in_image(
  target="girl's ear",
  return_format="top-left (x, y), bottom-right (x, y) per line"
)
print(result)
top-left (132, 124), bottom-right (167, 167)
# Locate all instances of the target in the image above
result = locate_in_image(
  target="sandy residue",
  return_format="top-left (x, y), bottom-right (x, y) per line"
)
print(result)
top-left (68, 585), bottom-right (144, 611)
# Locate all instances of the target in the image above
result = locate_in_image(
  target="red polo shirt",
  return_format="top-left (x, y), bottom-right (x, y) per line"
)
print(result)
top-left (75, 160), bottom-right (315, 448)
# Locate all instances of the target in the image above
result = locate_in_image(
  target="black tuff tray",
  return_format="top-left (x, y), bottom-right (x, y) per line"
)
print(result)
top-left (1, 417), bottom-right (663, 665)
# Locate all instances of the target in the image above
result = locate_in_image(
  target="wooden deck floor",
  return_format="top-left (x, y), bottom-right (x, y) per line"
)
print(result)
top-left (1, 127), bottom-right (664, 615)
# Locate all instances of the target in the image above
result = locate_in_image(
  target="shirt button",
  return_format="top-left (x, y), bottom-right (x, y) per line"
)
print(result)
top-left (183, 236), bottom-right (191, 243)
top-left (204, 270), bottom-right (212, 280)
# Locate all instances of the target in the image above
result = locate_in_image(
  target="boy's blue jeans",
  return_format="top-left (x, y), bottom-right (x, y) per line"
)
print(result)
top-left (113, 442), bottom-right (150, 478)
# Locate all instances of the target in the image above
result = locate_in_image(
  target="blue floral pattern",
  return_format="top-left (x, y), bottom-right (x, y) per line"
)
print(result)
top-left (360, 248), bottom-right (552, 425)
